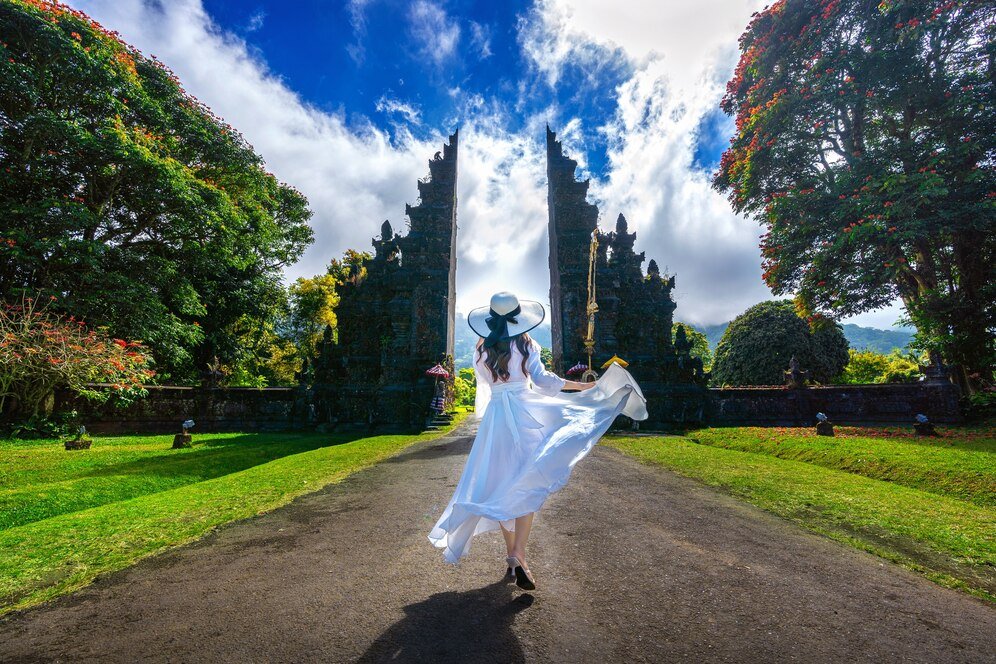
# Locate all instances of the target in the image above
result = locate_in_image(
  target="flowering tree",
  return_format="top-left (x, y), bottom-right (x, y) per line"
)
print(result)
top-left (0, 0), bottom-right (313, 382)
top-left (713, 0), bottom-right (995, 391)
top-left (0, 295), bottom-right (153, 418)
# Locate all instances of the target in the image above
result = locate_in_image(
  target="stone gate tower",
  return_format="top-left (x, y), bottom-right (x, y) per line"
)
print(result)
top-left (546, 127), bottom-right (708, 399)
top-left (312, 131), bottom-right (458, 431)
top-left (546, 126), bottom-right (599, 374)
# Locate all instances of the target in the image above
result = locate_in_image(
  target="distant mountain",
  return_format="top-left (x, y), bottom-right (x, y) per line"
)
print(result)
top-left (453, 313), bottom-right (552, 369)
top-left (683, 320), bottom-right (914, 354)
top-left (840, 324), bottom-right (915, 354)
top-left (454, 315), bottom-right (913, 369)
top-left (695, 322), bottom-right (731, 351)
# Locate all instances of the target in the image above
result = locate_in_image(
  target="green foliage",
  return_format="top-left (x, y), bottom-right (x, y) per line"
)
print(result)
top-left (0, 1), bottom-right (313, 383)
top-left (713, 0), bottom-right (996, 388)
top-left (673, 322), bottom-right (713, 370)
top-left (287, 273), bottom-right (339, 360)
top-left (840, 348), bottom-right (925, 384)
top-left (809, 319), bottom-right (851, 384)
top-left (453, 367), bottom-right (476, 406)
top-left (7, 410), bottom-right (78, 440)
top-left (540, 345), bottom-right (553, 370)
top-left (711, 300), bottom-right (849, 386)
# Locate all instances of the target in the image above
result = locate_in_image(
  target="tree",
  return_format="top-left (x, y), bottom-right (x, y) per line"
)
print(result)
top-left (673, 322), bottom-right (714, 371)
top-left (711, 299), bottom-right (849, 386)
top-left (0, 1), bottom-right (313, 383)
top-left (840, 347), bottom-right (925, 384)
top-left (713, 0), bottom-right (995, 392)
top-left (286, 273), bottom-right (339, 362)
top-left (809, 319), bottom-right (851, 383)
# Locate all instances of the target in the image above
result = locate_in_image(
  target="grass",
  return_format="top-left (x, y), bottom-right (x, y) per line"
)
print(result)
top-left (0, 413), bottom-right (467, 616)
top-left (603, 423), bottom-right (996, 603)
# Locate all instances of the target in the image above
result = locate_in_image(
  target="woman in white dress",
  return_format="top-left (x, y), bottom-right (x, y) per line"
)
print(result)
top-left (427, 291), bottom-right (648, 590)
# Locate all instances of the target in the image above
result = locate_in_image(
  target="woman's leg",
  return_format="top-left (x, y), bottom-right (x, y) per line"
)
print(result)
top-left (499, 522), bottom-right (515, 557)
top-left (510, 512), bottom-right (535, 565)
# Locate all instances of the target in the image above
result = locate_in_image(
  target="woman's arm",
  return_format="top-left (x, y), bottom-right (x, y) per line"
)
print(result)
top-left (523, 338), bottom-right (596, 395)
top-left (563, 379), bottom-right (595, 391)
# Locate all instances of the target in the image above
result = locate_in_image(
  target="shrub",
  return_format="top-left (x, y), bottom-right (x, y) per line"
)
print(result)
top-left (711, 300), bottom-right (849, 386)
top-left (453, 367), bottom-right (476, 407)
top-left (0, 294), bottom-right (154, 419)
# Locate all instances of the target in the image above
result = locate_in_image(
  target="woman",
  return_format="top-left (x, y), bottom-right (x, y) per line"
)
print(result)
top-left (427, 291), bottom-right (648, 590)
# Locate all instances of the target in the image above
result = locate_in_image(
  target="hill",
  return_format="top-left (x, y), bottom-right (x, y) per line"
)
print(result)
top-left (691, 321), bottom-right (914, 354)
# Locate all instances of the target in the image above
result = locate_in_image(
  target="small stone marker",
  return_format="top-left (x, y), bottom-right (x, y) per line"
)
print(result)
top-left (913, 413), bottom-right (938, 437)
top-left (172, 419), bottom-right (195, 448)
top-left (815, 412), bottom-right (834, 436)
top-left (64, 425), bottom-right (93, 450)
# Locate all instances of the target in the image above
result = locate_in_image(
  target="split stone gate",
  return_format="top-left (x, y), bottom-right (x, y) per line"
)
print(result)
top-left (306, 128), bottom-right (961, 432)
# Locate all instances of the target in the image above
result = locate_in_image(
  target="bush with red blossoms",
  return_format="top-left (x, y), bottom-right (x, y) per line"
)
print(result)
top-left (0, 294), bottom-right (154, 418)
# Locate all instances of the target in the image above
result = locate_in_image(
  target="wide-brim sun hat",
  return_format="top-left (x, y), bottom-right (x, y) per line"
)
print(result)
top-left (468, 291), bottom-right (545, 348)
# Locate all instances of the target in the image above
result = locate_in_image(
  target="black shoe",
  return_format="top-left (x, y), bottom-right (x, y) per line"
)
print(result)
top-left (506, 556), bottom-right (536, 590)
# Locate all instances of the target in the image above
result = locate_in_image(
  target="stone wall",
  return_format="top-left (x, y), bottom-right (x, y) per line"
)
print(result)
top-left (61, 378), bottom-right (961, 436)
top-left (55, 385), bottom-right (303, 434)
top-left (610, 380), bottom-right (962, 430)
top-left (706, 381), bottom-right (962, 425)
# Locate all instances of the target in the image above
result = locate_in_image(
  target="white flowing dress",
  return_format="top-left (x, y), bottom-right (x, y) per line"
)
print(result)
top-left (427, 337), bottom-right (648, 564)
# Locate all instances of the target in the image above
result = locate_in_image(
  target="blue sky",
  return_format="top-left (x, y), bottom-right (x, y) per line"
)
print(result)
top-left (70, 0), bottom-right (909, 330)
top-left (199, 0), bottom-right (636, 175)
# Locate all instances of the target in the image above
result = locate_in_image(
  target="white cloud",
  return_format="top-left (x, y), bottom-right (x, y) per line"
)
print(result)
top-left (70, 0), bottom-right (431, 285)
top-left (68, 0), bottom-right (549, 316)
top-left (245, 9), bottom-right (265, 34)
top-left (408, 1), bottom-right (461, 67)
top-left (346, 0), bottom-right (371, 64)
top-left (518, 0), bottom-right (772, 326)
top-left (375, 96), bottom-right (423, 126)
top-left (469, 20), bottom-right (493, 59)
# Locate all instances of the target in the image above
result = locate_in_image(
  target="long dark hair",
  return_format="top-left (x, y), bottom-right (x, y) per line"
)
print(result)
top-left (476, 332), bottom-right (532, 382)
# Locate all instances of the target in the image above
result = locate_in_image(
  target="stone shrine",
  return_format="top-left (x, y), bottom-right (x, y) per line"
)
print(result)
top-left (311, 132), bottom-right (459, 431)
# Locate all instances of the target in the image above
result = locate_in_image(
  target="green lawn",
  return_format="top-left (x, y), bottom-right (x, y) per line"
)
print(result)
top-left (604, 423), bottom-right (995, 603)
top-left (0, 414), bottom-right (466, 615)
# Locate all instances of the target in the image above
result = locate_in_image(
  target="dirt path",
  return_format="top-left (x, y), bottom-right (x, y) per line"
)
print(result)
top-left (2, 419), bottom-right (994, 663)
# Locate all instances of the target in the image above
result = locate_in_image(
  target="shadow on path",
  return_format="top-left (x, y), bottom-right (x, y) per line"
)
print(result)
top-left (357, 579), bottom-right (533, 663)
top-left (382, 435), bottom-right (472, 464)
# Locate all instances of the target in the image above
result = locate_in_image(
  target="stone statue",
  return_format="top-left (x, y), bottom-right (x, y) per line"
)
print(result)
top-left (784, 356), bottom-right (809, 389)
